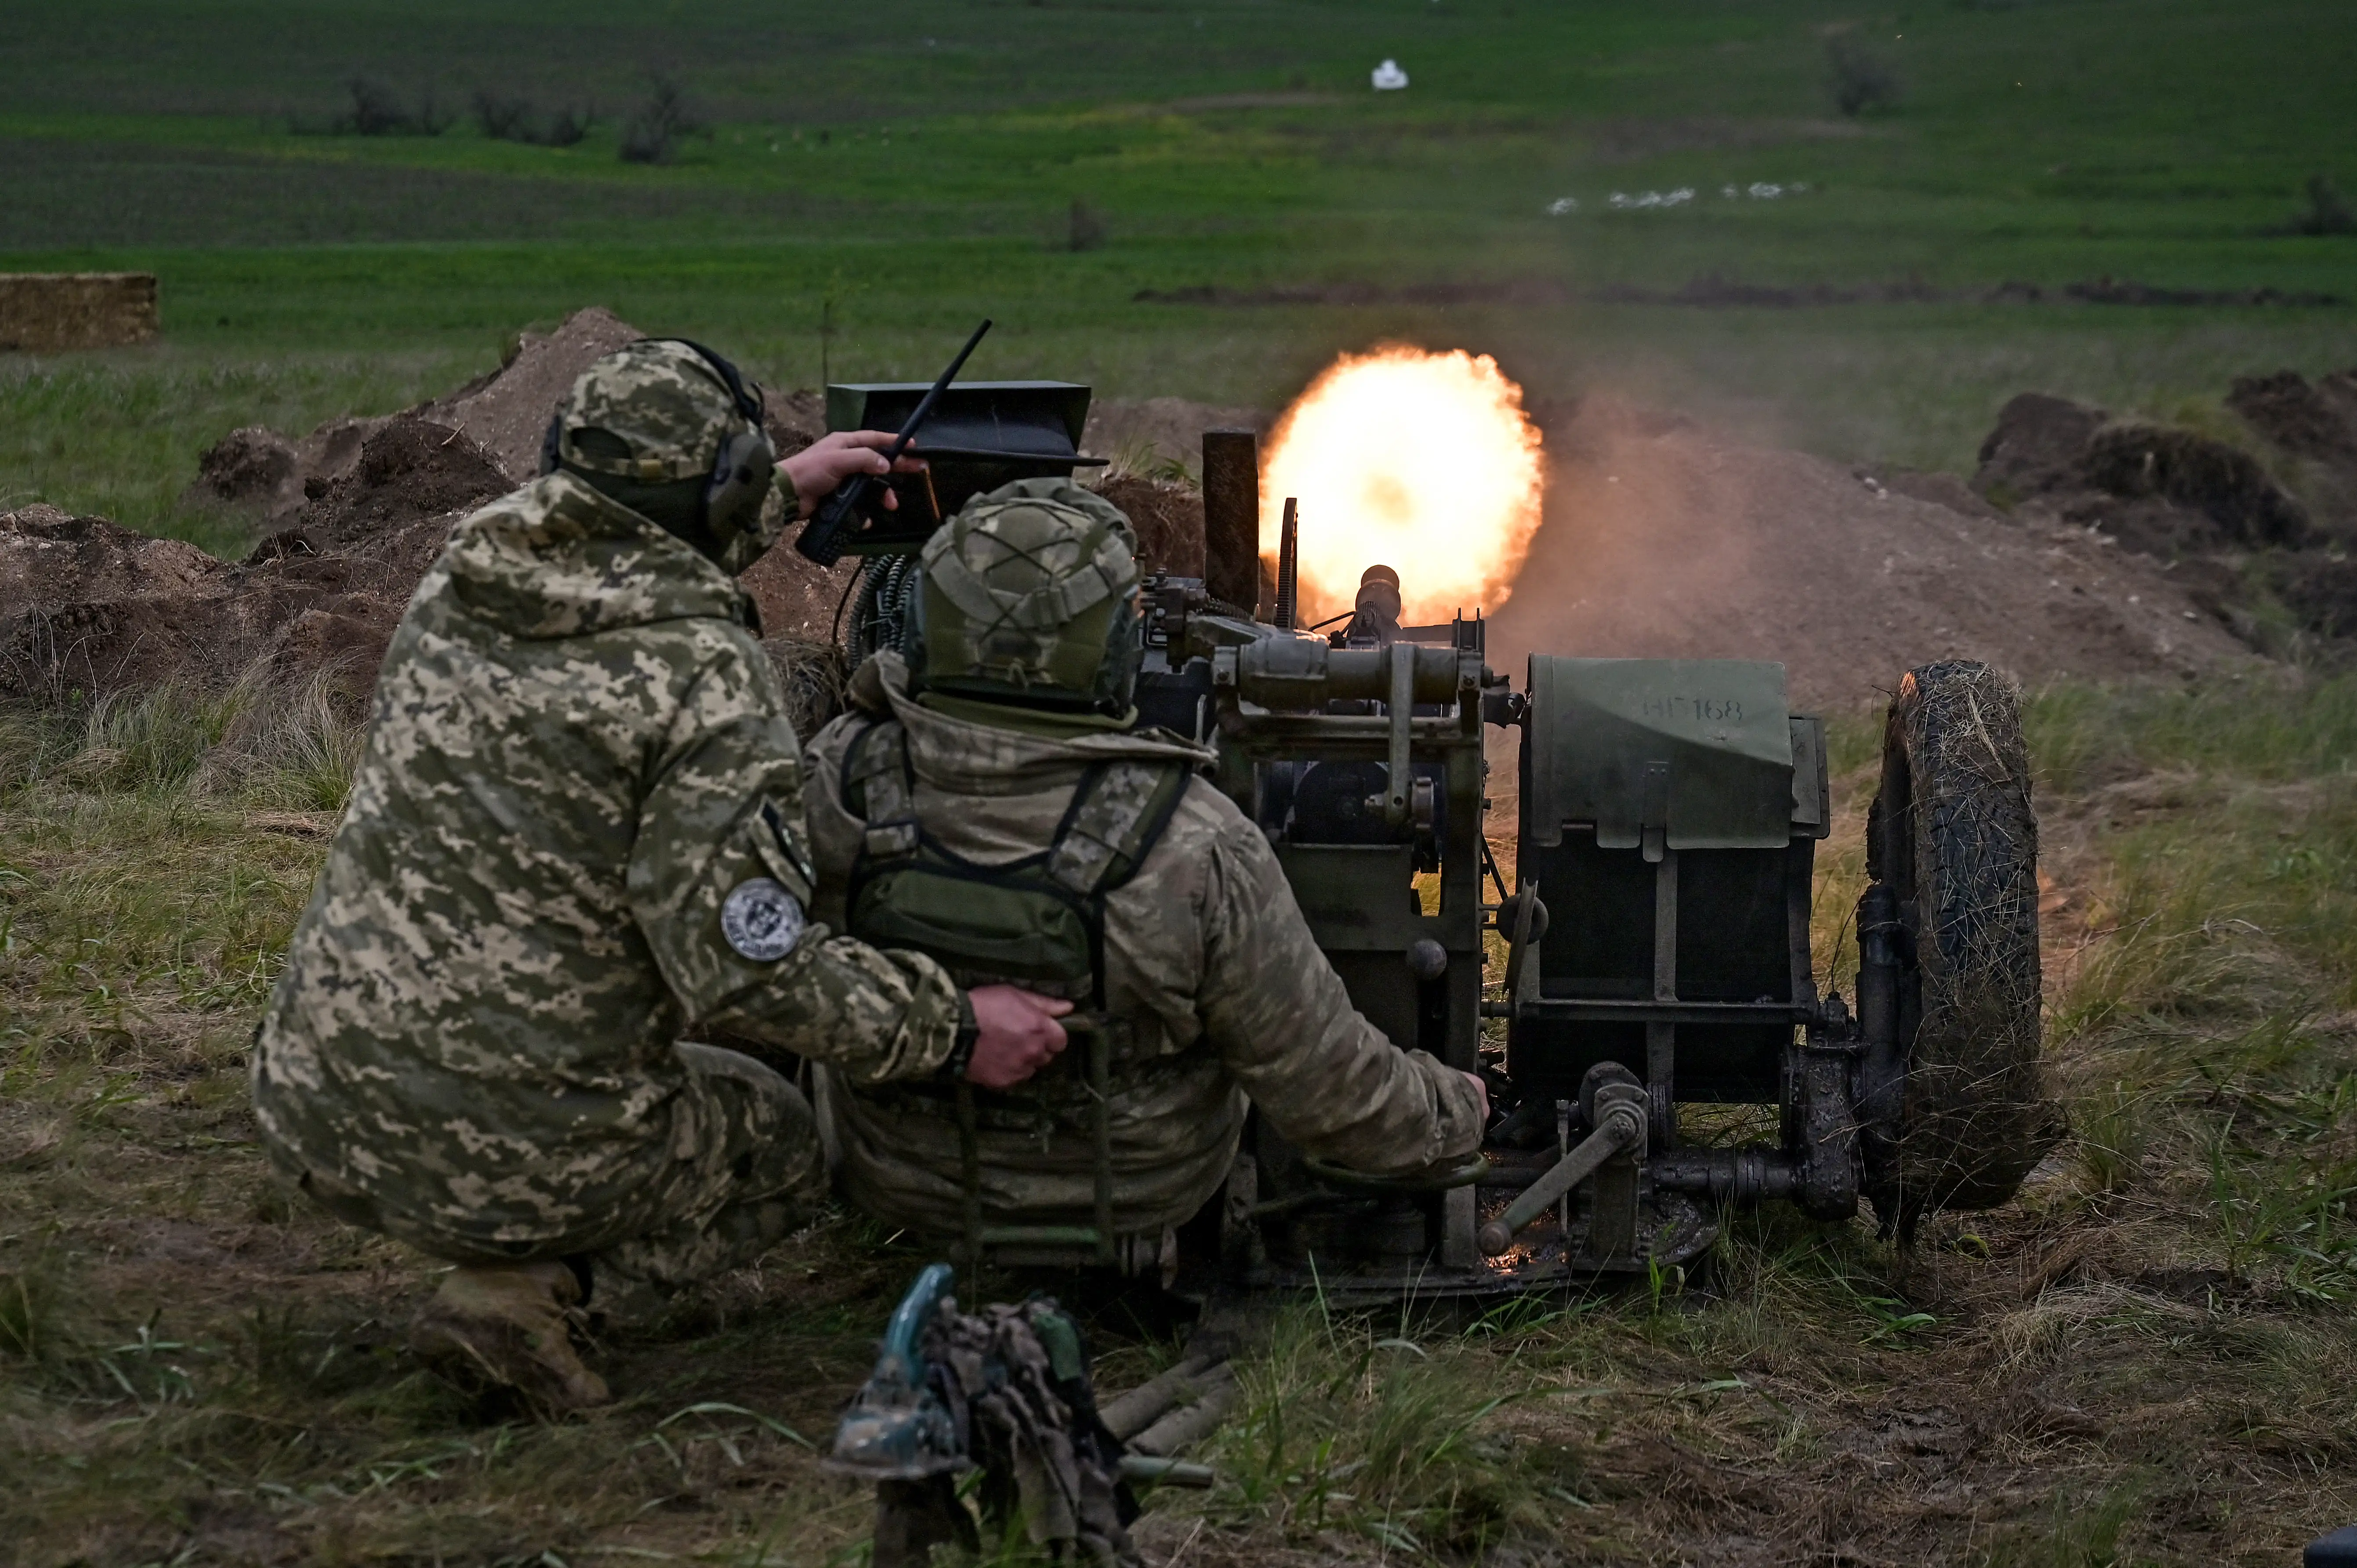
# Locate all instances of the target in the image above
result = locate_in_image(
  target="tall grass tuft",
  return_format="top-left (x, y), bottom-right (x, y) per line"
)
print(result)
top-left (1197, 1301), bottom-right (1577, 1558)
top-left (0, 674), bottom-right (364, 1073)
top-left (204, 675), bottom-right (371, 812)
top-left (1, 672), bottom-right (366, 811)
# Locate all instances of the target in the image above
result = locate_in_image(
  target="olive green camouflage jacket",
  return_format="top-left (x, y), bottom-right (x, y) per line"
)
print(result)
top-left (250, 472), bottom-right (962, 1257)
top-left (804, 652), bottom-right (1485, 1239)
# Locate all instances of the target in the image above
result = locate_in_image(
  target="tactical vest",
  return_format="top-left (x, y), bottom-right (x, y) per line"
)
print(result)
top-left (838, 716), bottom-right (1193, 1264)
top-left (841, 718), bottom-right (1190, 1009)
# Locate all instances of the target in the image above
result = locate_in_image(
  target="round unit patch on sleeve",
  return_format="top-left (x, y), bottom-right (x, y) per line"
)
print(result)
top-left (722, 877), bottom-right (805, 962)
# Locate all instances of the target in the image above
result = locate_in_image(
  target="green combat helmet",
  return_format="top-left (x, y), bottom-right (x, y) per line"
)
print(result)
top-left (543, 338), bottom-right (782, 573)
top-left (907, 478), bottom-right (1142, 715)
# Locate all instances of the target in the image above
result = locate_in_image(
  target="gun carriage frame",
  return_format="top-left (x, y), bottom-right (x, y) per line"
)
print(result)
top-left (807, 380), bottom-right (2048, 1305)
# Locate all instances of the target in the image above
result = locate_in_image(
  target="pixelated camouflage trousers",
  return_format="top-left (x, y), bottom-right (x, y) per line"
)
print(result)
top-left (273, 1042), bottom-right (827, 1290)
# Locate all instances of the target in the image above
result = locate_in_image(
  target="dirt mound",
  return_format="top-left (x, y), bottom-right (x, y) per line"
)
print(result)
top-left (189, 416), bottom-right (387, 527)
top-left (1487, 400), bottom-right (2252, 712)
top-left (3, 504), bottom-right (228, 614)
top-left (5, 559), bottom-right (394, 705)
top-left (1973, 392), bottom-right (2313, 554)
top-left (189, 308), bottom-right (649, 528)
top-left (188, 305), bottom-right (826, 534)
top-left (2079, 421), bottom-right (2311, 549)
top-left (739, 549), bottom-right (856, 644)
top-left (764, 388), bottom-right (827, 457)
top-left (2225, 368), bottom-right (2357, 538)
top-left (1857, 467), bottom-right (2005, 521)
top-left (7, 420), bottom-right (504, 706)
top-left (2228, 369), bottom-right (2357, 465)
top-left (1967, 384), bottom-right (2357, 650)
top-left (1094, 475), bottom-right (1205, 577)
top-left (1973, 394), bottom-right (2107, 503)
top-left (419, 306), bottom-right (643, 481)
top-left (250, 417), bottom-right (508, 558)
top-left (2268, 553), bottom-right (2357, 641)
top-left (2, 509), bottom-right (455, 706)
top-left (193, 427), bottom-right (302, 514)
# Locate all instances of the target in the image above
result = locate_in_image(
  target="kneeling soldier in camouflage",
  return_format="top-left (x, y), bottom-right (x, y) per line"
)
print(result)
top-left (802, 479), bottom-right (1488, 1260)
top-left (251, 340), bottom-right (1068, 1412)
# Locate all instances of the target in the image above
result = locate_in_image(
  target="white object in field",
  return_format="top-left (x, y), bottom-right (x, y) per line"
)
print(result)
top-left (1371, 59), bottom-right (1409, 90)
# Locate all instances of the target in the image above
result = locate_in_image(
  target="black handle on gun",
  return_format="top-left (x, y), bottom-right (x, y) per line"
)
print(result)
top-left (793, 317), bottom-right (993, 566)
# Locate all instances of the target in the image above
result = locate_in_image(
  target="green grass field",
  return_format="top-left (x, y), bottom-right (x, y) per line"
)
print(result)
top-left (6, 674), bottom-right (2356, 1563)
top-left (6, 0), bottom-right (2357, 540)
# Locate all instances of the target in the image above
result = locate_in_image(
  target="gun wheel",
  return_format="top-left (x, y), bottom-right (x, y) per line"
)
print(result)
top-left (1865, 661), bottom-right (2059, 1237)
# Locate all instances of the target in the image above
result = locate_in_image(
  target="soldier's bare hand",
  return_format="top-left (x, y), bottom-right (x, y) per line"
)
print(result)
top-left (965, 985), bottom-right (1073, 1090)
top-left (779, 431), bottom-right (929, 519)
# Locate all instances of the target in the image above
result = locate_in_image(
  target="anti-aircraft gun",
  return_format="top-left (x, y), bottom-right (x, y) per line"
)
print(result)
top-left (804, 383), bottom-right (2054, 1304)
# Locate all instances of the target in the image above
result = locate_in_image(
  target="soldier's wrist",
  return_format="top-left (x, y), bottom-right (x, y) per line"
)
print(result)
top-left (943, 991), bottom-right (980, 1081)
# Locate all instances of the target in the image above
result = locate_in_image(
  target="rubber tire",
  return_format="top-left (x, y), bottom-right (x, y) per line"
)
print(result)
top-left (1864, 661), bottom-right (2056, 1233)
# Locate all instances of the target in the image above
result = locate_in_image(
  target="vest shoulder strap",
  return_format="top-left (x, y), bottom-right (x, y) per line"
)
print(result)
top-left (842, 718), bottom-right (918, 861)
top-left (844, 716), bottom-right (1191, 897)
top-left (1046, 761), bottom-right (1192, 899)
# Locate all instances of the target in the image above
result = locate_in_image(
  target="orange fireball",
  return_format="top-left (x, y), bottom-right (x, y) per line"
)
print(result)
top-left (1261, 347), bottom-right (1545, 626)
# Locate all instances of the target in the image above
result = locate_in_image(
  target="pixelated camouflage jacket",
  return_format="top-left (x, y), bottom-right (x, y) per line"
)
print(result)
top-left (803, 652), bottom-right (1485, 1239)
top-left (250, 472), bottom-right (962, 1256)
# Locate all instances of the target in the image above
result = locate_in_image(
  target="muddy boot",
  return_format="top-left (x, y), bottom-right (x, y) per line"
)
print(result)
top-left (410, 1260), bottom-right (610, 1414)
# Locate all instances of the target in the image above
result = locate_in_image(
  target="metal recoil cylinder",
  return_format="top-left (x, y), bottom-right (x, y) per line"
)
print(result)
top-left (1224, 638), bottom-right (1469, 711)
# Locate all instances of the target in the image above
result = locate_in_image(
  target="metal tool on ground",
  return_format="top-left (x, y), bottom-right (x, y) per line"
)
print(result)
top-left (823, 1264), bottom-right (977, 1568)
top-left (825, 1262), bottom-right (964, 1481)
top-left (832, 1266), bottom-right (1217, 1567)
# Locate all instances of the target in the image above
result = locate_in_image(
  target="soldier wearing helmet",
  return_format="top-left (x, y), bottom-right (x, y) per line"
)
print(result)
top-left (802, 478), bottom-right (1488, 1260)
top-left (250, 340), bottom-right (1070, 1412)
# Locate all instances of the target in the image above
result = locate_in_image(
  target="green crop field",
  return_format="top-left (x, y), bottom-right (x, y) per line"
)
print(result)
top-left (5, 0), bottom-right (2357, 538)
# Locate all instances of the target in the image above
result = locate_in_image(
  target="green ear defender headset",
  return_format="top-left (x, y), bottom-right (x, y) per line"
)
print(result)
top-left (673, 339), bottom-right (777, 543)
